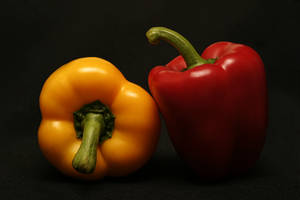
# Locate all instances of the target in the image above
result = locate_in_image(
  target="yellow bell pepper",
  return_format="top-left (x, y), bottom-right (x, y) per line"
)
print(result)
top-left (38, 57), bottom-right (160, 180)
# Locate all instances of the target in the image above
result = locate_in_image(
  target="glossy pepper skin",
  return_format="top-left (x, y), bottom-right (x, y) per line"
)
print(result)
top-left (147, 27), bottom-right (267, 179)
top-left (38, 57), bottom-right (160, 180)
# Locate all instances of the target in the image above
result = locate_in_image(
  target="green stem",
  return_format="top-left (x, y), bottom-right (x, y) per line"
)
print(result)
top-left (146, 27), bottom-right (215, 70)
top-left (72, 113), bottom-right (104, 174)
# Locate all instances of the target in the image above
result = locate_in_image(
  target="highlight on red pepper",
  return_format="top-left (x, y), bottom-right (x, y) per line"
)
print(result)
top-left (146, 27), bottom-right (267, 179)
top-left (38, 57), bottom-right (160, 180)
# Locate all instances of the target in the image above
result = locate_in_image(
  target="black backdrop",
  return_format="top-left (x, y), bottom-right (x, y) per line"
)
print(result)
top-left (2, 0), bottom-right (300, 199)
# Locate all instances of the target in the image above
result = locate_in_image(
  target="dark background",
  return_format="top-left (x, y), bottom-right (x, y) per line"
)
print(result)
top-left (1, 0), bottom-right (300, 199)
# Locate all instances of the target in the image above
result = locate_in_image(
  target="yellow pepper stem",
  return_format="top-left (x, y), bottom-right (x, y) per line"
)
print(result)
top-left (72, 113), bottom-right (104, 174)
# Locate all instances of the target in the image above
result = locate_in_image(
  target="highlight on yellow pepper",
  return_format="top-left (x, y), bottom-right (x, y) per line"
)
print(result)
top-left (38, 57), bottom-right (161, 180)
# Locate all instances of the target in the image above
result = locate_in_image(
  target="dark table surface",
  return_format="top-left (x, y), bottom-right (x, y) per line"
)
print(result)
top-left (2, 88), bottom-right (300, 200)
top-left (1, 0), bottom-right (300, 199)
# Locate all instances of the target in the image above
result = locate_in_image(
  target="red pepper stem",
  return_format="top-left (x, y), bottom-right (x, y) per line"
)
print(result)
top-left (146, 27), bottom-right (212, 70)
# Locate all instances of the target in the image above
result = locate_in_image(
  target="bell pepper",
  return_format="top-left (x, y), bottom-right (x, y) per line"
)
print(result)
top-left (146, 27), bottom-right (267, 179)
top-left (38, 57), bottom-right (160, 180)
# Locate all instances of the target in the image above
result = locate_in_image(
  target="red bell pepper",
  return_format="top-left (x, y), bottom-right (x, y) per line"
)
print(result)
top-left (146, 27), bottom-right (267, 179)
